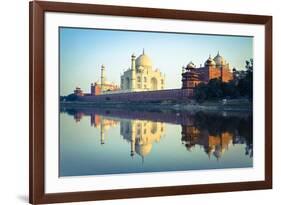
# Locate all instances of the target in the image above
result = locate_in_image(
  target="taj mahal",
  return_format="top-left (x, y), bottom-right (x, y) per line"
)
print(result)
top-left (74, 49), bottom-right (165, 96)
top-left (121, 49), bottom-right (165, 91)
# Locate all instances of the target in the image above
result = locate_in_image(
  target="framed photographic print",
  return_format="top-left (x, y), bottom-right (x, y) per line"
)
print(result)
top-left (29, 1), bottom-right (272, 204)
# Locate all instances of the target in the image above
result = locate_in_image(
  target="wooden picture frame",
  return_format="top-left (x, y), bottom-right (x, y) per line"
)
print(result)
top-left (29, 1), bottom-right (272, 204)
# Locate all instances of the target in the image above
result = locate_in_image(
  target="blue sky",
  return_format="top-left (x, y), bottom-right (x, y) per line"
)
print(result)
top-left (60, 27), bottom-right (253, 96)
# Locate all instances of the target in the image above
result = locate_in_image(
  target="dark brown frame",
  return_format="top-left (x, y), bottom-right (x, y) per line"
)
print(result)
top-left (29, 1), bottom-right (272, 204)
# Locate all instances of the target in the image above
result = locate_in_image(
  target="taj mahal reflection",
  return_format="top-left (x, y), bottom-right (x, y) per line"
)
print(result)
top-left (64, 108), bottom-right (253, 164)
top-left (120, 120), bottom-right (165, 160)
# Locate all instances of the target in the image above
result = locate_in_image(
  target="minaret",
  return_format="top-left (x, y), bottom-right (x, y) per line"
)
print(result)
top-left (131, 54), bottom-right (136, 91)
top-left (101, 64), bottom-right (106, 93)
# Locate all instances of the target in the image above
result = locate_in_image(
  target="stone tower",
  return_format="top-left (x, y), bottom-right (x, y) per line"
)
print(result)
top-left (131, 53), bottom-right (136, 90)
top-left (101, 64), bottom-right (106, 92)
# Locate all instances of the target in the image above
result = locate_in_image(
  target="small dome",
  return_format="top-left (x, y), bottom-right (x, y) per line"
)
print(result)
top-left (205, 55), bottom-right (216, 66)
top-left (136, 49), bottom-right (152, 68)
top-left (186, 61), bottom-right (196, 69)
top-left (214, 52), bottom-right (226, 66)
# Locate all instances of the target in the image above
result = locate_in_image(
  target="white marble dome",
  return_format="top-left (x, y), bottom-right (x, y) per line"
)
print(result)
top-left (135, 143), bottom-right (152, 157)
top-left (136, 50), bottom-right (152, 68)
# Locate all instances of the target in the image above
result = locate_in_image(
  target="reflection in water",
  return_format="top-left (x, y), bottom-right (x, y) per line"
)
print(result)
top-left (121, 120), bottom-right (165, 160)
top-left (181, 113), bottom-right (253, 160)
top-left (90, 115), bottom-right (118, 145)
top-left (60, 108), bottom-right (253, 176)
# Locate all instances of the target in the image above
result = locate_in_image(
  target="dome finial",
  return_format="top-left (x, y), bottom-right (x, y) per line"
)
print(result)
top-left (143, 48), bottom-right (145, 55)
top-left (209, 54), bottom-right (211, 58)
top-left (217, 51), bottom-right (220, 55)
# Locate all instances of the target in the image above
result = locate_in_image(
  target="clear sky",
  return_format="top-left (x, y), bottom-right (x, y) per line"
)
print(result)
top-left (60, 27), bottom-right (253, 96)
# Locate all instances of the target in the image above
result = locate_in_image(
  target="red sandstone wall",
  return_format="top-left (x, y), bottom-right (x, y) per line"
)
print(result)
top-left (91, 85), bottom-right (101, 96)
top-left (193, 68), bottom-right (207, 83)
top-left (209, 67), bottom-right (221, 80)
top-left (222, 68), bottom-right (233, 82)
top-left (78, 89), bottom-right (192, 102)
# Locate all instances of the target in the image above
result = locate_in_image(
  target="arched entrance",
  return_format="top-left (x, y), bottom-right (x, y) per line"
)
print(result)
top-left (151, 122), bottom-right (158, 134)
top-left (150, 77), bottom-right (157, 90)
top-left (126, 77), bottom-right (130, 89)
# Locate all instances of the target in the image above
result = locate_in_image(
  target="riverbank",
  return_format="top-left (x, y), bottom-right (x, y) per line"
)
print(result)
top-left (60, 98), bottom-right (252, 112)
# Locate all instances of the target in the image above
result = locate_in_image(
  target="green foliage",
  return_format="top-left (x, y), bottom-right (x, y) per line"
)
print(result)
top-left (194, 83), bottom-right (208, 103)
top-left (222, 81), bottom-right (240, 98)
top-left (237, 59), bottom-right (253, 99)
top-left (207, 79), bottom-right (223, 99)
top-left (194, 59), bottom-right (253, 102)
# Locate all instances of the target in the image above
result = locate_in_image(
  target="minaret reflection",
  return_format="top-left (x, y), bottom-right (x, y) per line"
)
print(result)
top-left (120, 119), bottom-right (165, 160)
top-left (90, 114), bottom-right (118, 145)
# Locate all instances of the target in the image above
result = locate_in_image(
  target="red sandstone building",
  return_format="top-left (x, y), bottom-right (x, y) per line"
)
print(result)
top-left (182, 52), bottom-right (234, 96)
top-left (90, 81), bottom-right (119, 96)
top-left (73, 64), bottom-right (120, 97)
top-left (73, 87), bottom-right (84, 96)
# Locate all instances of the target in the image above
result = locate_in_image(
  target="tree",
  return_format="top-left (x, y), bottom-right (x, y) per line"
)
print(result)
top-left (222, 81), bottom-right (240, 98)
top-left (238, 59), bottom-right (253, 99)
top-left (194, 83), bottom-right (208, 103)
top-left (64, 94), bottom-right (78, 101)
top-left (207, 78), bottom-right (223, 99)
top-left (194, 78), bottom-right (223, 102)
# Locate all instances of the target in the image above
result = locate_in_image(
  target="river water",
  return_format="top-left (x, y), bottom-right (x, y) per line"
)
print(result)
top-left (59, 108), bottom-right (253, 177)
